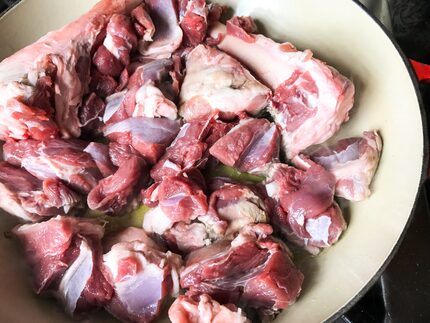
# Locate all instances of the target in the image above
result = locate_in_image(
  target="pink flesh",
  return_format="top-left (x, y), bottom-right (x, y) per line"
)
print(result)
top-left (180, 228), bottom-right (303, 311)
top-left (209, 21), bottom-right (355, 158)
top-left (3, 139), bottom-right (102, 194)
top-left (210, 118), bottom-right (279, 173)
top-left (308, 131), bottom-right (382, 201)
top-left (169, 294), bottom-right (249, 323)
top-left (13, 216), bottom-right (112, 313)
top-left (179, 45), bottom-right (271, 121)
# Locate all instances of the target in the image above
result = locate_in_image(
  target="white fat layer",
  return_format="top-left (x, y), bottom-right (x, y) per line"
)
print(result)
top-left (265, 181), bottom-right (279, 198)
top-left (306, 215), bottom-right (331, 245)
top-left (0, 183), bottom-right (35, 221)
top-left (142, 206), bottom-right (173, 234)
top-left (58, 239), bottom-right (94, 315)
top-left (103, 91), bottom-right (127, 123)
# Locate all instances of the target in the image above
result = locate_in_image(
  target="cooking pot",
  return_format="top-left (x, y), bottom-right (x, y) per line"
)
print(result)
top-left (0, 0), bottom-right (427, 322)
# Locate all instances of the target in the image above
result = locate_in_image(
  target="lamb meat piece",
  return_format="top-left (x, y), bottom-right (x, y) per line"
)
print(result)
top-left (131, 3), bottom-right (155, 41)
top-left (79, 93), bottom-right (106, 136)
top-left (93, 45), bottom-right (124, 78)
top-left (84, 142), bottom-right (117, 178)
top-left (128, 58), bottom-right (173, 88)
top-left (103, 13), bottom-right (138, 67)
top-left (89, 70), bottom-right (118, 98)
top-left (150, 117), bottom-right (212, 181)
top-left (103, 228), bottom-right (182, 323)
top-left (0, 81), bottom-right (59, 141)
top-left (133, 81), bottom-right (178, 119)
top-left (13, 216), bottom-right (113, 315)
top-left (209, 118), bottom-right (280, 174)
top-left (179, 45), bottom-right (271, 121)
top-left (178, 0), bottom-right (209, 46)
top-left (139, 0), bottom-right (183, 58)
top-left (3, 139), bottom-right (102, 194)
top-left (163, 222), bottom-right (209, 254)
top-left (108, 142), bottom-right (142, 167)
top-left (103, 81), bottom-right (177, 124)
top-left (142, 174), bottom-right (208, 234)
top-left (168, 293), bottom-right (250, 323)
top-left (0, 0), bottom-right (146, 139)
top-left (209, 19), bottom-right (355, 158)
top-left (87, 156), bottom-right (148, 214)
top-left (180, 224), bottom-right (304, 312)
top-left (104, 117), bottom-right (181, 164)
top-left (0, 163), bottom-right (80, 221)
top-left (265, 162), bottom-right (346, 254)
top-left (151, 117), bottom-right (233, 182)
top-left (301, 130), bottom-right (383, 201)
top-left (199, 183), bottom-right (269, 240)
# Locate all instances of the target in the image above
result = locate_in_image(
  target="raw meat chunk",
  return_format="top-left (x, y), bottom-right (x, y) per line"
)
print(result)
top-left (140, 0), bottom-right (183, 58)
top-left (104, 117), bottom-right (181, 164)
top-left (209, 118), bottom-right (279, 174)
top-left (151, 117), bottom-right (233, 181)
top-left (103, 228), bottom-right (182, 323)
top-left (180, 224), bottom-right (304, 312)
top-left (142, 174), bottom-right (208, 234)
top-left (200, 183), bottom-right (269, 239)
top-left (0, 81), bottom-right (59, 140)
top-left (3, 139), bottom-right (102, 194)
top-left (0, 163), bottom-right (79, 221)
top-left (178, 0), bottom-right (209, 46)
top-left (265, 162), bottom-right (346, 254)
top-left (163, 222), bottom-right (209, 253)
top-left (103, 82), bottom-right (177, 124)
top-left (169, 293), bottom-right (249, 323)
top-left (108, 142), bottom-right (142, 167)
top-left (13, 216), bottom-right (113, 315)
top-left (179, 45), bottom-right (271, 121)
top-left (303, 131), bottom-right (382, 201)
top-left (131, 3), bottom-right (155, 41)
top-left (84, 142), bottom-right (117, 177)
top-left (210, 20), bottom-right (355, 158)
top-left (87, 156), bottom-right (148, 214)
top-left (0, 0), bottom-right (145, 138)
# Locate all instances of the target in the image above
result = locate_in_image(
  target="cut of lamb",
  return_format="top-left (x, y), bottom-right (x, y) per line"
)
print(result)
top-left (104, 116), bottom-right (181, 164)
top-left (265, 162), bottom-right (346, 254)
top-left (84, 142), bottom-right (117, 177)
top-left (142, 173), bottom-right (208, 234)
top-left (108, 141), bottom-right (143, 167)
top-left (0, 0), bottom-right (149, 139)
top-left (139, 0), bottom-right (183, 58)
top-left (3, 139), bottom-right (102, 194)
top-left (103, 227), bottom-right (182, 323)
top-left (127, 57), bottom-right (183, 101)
top-left (13, 216), bottom-right (113, 315)
top-left (87, 155), bottom-right (148, 214)
top-left (180, 224), bottom-right (304, 312)
top-left (199, 183), bottom-right (269, 240)
top-left (300, 130), bottom-right (383, 201)
top-left (178, 0), bottom-right (209, 46)
top-left (169, 293), bottom-right (250, 323)
top-left (151, 117), bottom-right (233, 181)
top-left (209, 118), bottom-right (279, 174)
top-left (210, 19), bottom-right (355, 158)
top-left (103, 81), bottom-right (178, 124)
top-left (0, 163), bottom-right (79, 221)
top-left (179, 45), bottom-right (271, 121)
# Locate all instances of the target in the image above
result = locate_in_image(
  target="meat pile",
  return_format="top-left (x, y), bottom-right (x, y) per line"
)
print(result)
top-left (0, 0), bottom-right (383, 322)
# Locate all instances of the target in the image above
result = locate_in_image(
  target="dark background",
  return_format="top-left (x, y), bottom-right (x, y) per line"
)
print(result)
top-left (1, 0), bottom-right (430, 322)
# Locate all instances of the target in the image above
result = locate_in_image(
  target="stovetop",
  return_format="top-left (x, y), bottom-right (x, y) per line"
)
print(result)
top-left (1, 0), bottom-right (429, 322)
